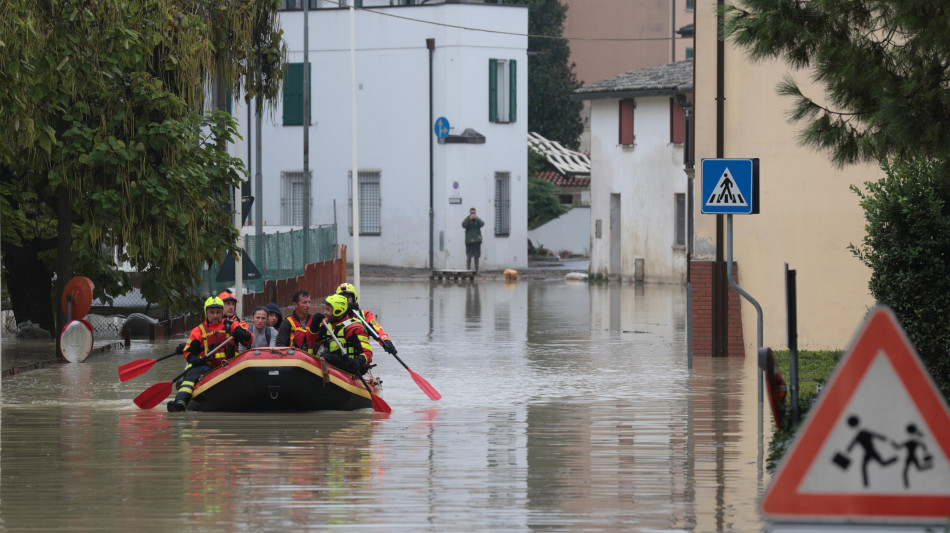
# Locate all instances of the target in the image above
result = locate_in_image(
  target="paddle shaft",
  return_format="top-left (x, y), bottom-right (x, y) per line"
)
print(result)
top-left (321, 319), bottom-right (390, 413)
top-left (354, 310), bottom-right (441, 401)
top-left (132, 337), bottom-right (235, 409)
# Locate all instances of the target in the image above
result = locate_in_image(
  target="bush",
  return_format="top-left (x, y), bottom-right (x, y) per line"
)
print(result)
top-left (851, 159), bottom-right (950, 400)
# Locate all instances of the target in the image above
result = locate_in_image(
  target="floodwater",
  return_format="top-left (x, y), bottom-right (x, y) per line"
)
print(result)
top-left (0, 279), bottom-right (769, 532)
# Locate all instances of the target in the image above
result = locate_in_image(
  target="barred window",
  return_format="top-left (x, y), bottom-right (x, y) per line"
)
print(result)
top-left (348, 170), bottom-right (382, 236)
top-left (281, 170), bottom-right (312, 225)
top-left (494, 172), bottom-right (510, 236)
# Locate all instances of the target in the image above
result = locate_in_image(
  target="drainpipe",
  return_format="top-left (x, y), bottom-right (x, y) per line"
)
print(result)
top-left (427, 38), bottom-right (435, 269)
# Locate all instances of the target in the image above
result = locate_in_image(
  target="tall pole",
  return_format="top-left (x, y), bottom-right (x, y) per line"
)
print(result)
top-left (350, 3), bottom-right (360, 290)
top-left (255, 97), bottom-right (263, 278)
top-left (427, 38), bottom-right (435, 270)
top-left (302, 0), bottom-right (311, 263)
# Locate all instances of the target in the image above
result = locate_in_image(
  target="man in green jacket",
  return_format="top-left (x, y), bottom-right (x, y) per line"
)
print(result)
top-left (462, 207), bottom-right (485, 273)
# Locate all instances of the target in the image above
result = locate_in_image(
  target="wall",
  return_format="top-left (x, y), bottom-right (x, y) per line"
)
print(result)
top-left (588, 95), bottom-right (688, 283)
top-left (231, 3), bottom-right (528, 271)
top-left (693, 3), bottom-right (877, 351)
top-left (527, 206), bottom-right (590, 257)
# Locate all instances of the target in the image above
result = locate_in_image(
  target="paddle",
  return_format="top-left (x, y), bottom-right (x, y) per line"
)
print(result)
top-left (322, 318), bottom-right (392, 413)
top-left (354, 310), bottom-right (441, 401)
top-left (132, 338), bottom-right (233, 410)
top-left (118, 344), bottom-right (185, 382)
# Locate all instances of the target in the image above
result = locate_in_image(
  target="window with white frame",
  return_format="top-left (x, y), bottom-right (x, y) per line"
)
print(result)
top-left (281, 170), bottom-right (312, 225)
top-left (489, 59), bottom-right (517, 123)
top-left (348, 170), bottom-right (381, 236)
top-left (675, 193), bottom-right (686, 247)
top-left (495, 172), bottom-right (510, 236)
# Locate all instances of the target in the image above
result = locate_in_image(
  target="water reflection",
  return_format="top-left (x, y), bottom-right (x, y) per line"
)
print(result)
top-left (1, 280), bottom-right (766, 531)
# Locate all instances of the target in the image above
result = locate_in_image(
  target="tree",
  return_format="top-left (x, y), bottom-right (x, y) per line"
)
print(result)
top-left (506, 0), bottom-right (584, 149)
top-left (0, 0), bottom-right (285, 333)
top-left (851, 160), bottom-right (950, 399)
top-left (528, 177), bottom-right (569, 230)
top-left (724, 0), bottom-right (950, 177)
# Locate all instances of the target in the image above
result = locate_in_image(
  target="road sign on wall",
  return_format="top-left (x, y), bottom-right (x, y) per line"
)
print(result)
top-left (761, 307), bottom-right (950, 525)
top-left (701, 158), bottom-right (759, 214)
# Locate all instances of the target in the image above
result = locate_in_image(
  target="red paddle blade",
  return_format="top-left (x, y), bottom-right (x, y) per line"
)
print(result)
top-left (409, 369), bottom-right (441, 401)
top-left (133, 381), bottom-right (174, 409)
top-left (370, 393), bottom-right (392, 414)
top-left (118, 359), bottom-right (157, 382)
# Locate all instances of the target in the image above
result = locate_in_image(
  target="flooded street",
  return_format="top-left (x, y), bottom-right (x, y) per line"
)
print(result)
top-left (0, 279), bottom-right (769, 532)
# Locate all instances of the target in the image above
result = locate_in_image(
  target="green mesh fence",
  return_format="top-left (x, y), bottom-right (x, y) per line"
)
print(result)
top-left (197, 224), bottom-right (337, 297)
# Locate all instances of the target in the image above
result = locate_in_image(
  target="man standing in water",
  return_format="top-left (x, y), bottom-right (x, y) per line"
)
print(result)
top-left (462, 207), bottom-right (484, 273)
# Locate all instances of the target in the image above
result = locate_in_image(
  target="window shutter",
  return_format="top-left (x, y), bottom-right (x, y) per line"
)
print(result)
top-left (671, 99), bottom-right (685, 144)
top-left (489, 59), bottom-right (498, 122)
top-left (619, 98), bottom-right (634, 145)
top-left (282, 63), bottom-right (310, 126)
top-left (509, 59), bottom-right (517, 123)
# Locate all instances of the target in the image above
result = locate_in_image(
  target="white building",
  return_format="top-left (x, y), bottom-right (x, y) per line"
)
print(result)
top-left (575, 60), bottom-right (692, 283)
top-left (231, 1), bottom-right (529, 270)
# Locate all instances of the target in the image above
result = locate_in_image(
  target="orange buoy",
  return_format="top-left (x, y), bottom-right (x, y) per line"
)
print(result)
top-left (61, 276), bottom-right (94, 320)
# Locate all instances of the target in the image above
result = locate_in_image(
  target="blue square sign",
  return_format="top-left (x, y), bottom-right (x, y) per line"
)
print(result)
top-left (701, 158), bottom-right (759, 214)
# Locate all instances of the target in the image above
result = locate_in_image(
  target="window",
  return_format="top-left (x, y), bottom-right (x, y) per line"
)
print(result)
top-left (489, 59), bottom-right (517, 123)
top-left (686, 0), bottom-right (694, 10)
top-left (686, 47), bottom-right (694, 59)
top-left (494, 172), bottom-right (510, 236)
top-left (619, 98), bottom-right (635, 145)
top-left (675, 193), bottom-right (686, 247)
top-left (282, 63), bottom-right (311, 126)
top-left (671, 99), bottom-right (685, 144)
top-left (281, 171), bottom-right (312, 225)
top-left (348, 170), bottom-right (382, 236)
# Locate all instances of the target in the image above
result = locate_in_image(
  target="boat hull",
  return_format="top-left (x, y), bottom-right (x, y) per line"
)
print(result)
top-left (188, 348), bottom-right (382, 412)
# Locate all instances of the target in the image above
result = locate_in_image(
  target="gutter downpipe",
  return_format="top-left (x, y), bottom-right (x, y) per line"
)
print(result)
top-left (427, 38), bottom-right (435, 269)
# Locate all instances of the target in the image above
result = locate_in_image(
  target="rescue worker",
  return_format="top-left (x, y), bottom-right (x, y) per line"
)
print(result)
top-left (308, 294), bottom-right (373, 376)
top-left (219, 290), bottom-right (240, 320)
top-left (276, 289), bottom-right (313, 352)
top-left (167, 296), bottom-right (254, 412)
top-left (335, 282), bottom-right (398, 355)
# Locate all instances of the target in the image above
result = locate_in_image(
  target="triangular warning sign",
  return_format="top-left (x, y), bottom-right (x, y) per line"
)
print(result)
top-left (705, 167), bottom-right (748, 207)
top-left (761, 306), bottom-right (950, 523)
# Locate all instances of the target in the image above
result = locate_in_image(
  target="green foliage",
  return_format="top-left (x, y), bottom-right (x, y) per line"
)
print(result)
top-left (528, 177), bottom-right (569, 230)
top-left (850, 160), bottom-right (950, 399)
top-left (767, 349), bottom-right (841, 472)
top-left (0, 0), bottom-right (285, 321)
top-left (724, 0), bottom-right (950, 178)
top-left (506, 0), bottom-right (583, 149)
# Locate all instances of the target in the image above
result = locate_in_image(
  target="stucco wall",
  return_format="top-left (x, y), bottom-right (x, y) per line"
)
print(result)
top-left (528, 207), bottom-right (590, 257)
top-left (231, 4), bottom-right (528, 270)
top-left (588, 96), bottom-right (688, 283)
top-left (694, 1), bottom-right (877, 350)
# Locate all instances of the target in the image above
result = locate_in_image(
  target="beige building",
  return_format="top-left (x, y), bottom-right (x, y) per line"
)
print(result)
top-left (693, 3), bottom-right (879, 351)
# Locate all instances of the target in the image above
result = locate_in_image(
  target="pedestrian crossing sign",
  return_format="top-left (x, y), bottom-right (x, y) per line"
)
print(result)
top-left (700, 158), bottom-right (759, 214)
top-left (760, 306), bottom-right (950, 524)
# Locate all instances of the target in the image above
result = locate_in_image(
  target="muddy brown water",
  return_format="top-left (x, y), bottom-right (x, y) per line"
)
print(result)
top-left (0, 280), bottom-right (768, 532)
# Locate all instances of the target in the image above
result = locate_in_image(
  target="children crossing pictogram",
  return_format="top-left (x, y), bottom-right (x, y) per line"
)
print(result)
top-left (705, 167), bottom-right (747, 207)
top-left (761, 307), bottom-right (950, 524)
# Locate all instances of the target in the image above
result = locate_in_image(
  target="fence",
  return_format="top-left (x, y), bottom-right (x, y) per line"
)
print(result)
top-left (197, 225), bottom-right (338, 297)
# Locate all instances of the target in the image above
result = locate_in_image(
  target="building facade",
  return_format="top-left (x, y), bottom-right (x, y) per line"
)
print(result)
top-left (232, 1), bottom-right (529, 270)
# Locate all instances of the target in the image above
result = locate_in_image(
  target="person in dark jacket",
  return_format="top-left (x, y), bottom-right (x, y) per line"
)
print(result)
top-left (462, 207), bottom-right (485, 273)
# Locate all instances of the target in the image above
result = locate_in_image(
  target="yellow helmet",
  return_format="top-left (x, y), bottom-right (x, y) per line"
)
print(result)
top-left (335, 282), bottom-right (358, 302)
top-left (325, 294), bottom-right (350, 320)
top-left (204, 296), bottom-right (224, 315)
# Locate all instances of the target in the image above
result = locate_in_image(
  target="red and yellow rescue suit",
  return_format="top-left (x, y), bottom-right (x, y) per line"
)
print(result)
top-left (308, 317), bottom-right (373, 375)
top-left (284, 314), bottom-right (313, 353)
top-left (174, 319), bottom-right (254, 405)
top-left (356, 309), bottom-right (398, 355)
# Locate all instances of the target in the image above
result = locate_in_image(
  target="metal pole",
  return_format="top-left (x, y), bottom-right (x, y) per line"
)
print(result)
top-left (350, 3), bottom-right (360, 291)
top-left (302, 0), bottom-right (310, 262)
top-left (786, 263), bottom-right (800, 423)
top-left (726, 214), bottom-right (763, 403)
top-left (255, 96), bottom-right (264, 280)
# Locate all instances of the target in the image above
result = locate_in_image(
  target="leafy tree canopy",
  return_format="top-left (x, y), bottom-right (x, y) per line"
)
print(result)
top-left (724, 0), bottom-right (950, 177)
top-left (0, 0), bottom-right (285, 330)
top-left (528, 175), bottom-right (569, 230)
top-left (503, 0), bottom-right (584, 149)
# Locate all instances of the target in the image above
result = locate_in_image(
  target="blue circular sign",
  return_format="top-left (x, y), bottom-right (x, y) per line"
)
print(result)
top-left (434, 117), bottom-right (450, 139)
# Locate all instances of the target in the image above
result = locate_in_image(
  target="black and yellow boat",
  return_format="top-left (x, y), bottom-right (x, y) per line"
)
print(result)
top-left (186, 348), bottom-right (385, 412)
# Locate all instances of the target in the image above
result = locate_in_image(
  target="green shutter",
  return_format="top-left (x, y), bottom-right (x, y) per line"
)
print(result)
top-left (282, 63), bottom-right (311, 126)
top-left (488, 59), bottom-right (498, 122)
top-left (509, 59), bottom-right (516, 123)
